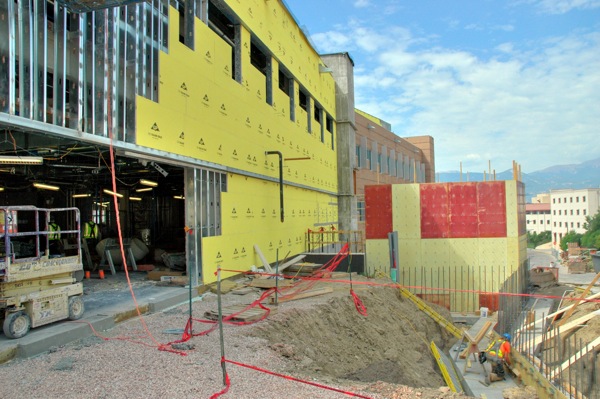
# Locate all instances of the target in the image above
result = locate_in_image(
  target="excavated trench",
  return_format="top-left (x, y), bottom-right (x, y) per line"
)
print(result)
top-left (248, 285), bottom-right (456, 388)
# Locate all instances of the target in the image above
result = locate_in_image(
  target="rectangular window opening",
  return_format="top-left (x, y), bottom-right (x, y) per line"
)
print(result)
top-left (250, 41), bottom-right (267, 76)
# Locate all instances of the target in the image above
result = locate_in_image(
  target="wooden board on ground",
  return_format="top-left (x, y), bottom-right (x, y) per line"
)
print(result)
top-left (328, 271), bottom-right (358, 278)
top-left (247, 278), bottom-right (294, 289)
top-left (276, 255), bottom-right (306, 272)
top-left (147, 270), bottom-right (185, 281)
top-left (204, 304), bottom-right (277, 322)
top-left (269, 287), bottom-right (333, 304)
top-left (209, 279), bottom-right (239, 294)
top-left (286, 262), bottom-right (323, 273)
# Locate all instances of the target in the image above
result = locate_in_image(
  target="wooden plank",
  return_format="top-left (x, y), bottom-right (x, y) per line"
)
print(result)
top-left (276, 255), bottom-right (307, 272)
top-left (515, 291), bottom-right (600, 333)
top-left (286, 262), bottom-right (322, 272)
top-left (247, 278), bottom-right (294, 289)
top-left (532, 310), bottom-right (600, 347)
top-left (550, 336), bottom-right (600, 378)
top-left (459, 320), bottom-right (493, 359)
top-left (253, 244), bottom-right (273, 274)
top-left (556, 271), bottom-right (600, 326)
top-left (146, 270), bottom-right (185, 281)
top-left (269, 287), bottom-right (333, 304)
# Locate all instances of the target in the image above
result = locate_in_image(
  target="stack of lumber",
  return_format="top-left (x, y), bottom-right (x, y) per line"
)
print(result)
top-left (285, 262), bottom-right (323, 276)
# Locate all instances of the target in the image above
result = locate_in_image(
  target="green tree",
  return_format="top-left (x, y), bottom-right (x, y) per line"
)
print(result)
top-left (527, 231), bottom-right (552, 248)
top-left (581, 211), bottom-right (600, 248)
top-left (560, 230), bottom-right (583, 252)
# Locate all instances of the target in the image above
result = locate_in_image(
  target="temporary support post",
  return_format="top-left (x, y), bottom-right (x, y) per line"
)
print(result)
top-left (265, 151), bottom-right (284, 222)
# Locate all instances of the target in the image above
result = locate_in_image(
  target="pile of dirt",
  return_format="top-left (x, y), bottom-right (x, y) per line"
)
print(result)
top-left (247, 284), bottom-right (456, 389)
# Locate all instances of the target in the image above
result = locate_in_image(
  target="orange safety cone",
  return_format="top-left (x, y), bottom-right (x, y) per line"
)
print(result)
top-left (98, 270), bottom-right (105, 279)
top-left (85, 271), bottom-right (91, 279)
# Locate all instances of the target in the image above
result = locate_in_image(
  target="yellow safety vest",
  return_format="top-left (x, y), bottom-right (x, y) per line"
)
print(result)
top-left (485, 339), bottom-right (507, 360)
top-left (49, 223), bottom-right (61, 240)
top-left (83, 221), bottom-right (98, 239)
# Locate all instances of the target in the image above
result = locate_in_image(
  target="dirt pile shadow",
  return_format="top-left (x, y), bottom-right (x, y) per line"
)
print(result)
top-left (248, 285), bottom-right (456, 388)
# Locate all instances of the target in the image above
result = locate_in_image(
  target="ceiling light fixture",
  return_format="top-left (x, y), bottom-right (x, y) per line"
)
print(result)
top-left (0, 187), bottom-right (4, 192)
top-left (0, 156), bottom-right (44, 165)
top-left (129, 196), bottom-right (142, 201)
top-left (136, 187), bottom-right (153, 192)
top-left (139, 179), bottom-right (158, 187)
top-left (173, 195), bottom-right (185, 200)
top-left (103, 189), bottom-right (123, 198)
top-left (33, 182), bottom-right (60, 191)
top-left (72, 193), bottom-right (91, 198)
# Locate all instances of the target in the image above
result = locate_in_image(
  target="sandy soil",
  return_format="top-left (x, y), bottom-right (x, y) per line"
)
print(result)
top-left (3, 271), bottom-right (596, 399)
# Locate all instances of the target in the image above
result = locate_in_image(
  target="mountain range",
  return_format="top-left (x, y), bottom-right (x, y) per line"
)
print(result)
top-left (437, 157), bottom-right (600, 202)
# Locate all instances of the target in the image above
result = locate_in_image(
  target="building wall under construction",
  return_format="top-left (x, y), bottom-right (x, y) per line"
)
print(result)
top-left (0, 0), bottom-right (342, 285)
top-left (135, 4), bottom-right (340, 282)
top-left (365, 180), bottom-right (528, 313)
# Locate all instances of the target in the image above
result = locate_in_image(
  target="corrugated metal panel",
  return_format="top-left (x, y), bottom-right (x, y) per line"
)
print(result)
top-left (365, 184), bottom-right (393, 239)
top-left (477, 181), bottom-right (507, 237)
top-left (449, 183), bottom-right (478, 238)
top-left (420, 183), bottom-right (449, 238)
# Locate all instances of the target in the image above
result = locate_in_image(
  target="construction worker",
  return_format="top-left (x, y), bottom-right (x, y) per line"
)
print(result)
top-left (48, 219), bottom-right (63, 255)
top-left (83, 220), bottom-right (100, 245)
top-left (479, 333), bottom-right (512, 385)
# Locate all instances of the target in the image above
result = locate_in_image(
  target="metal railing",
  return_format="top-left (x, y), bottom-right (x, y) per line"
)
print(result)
top-left (305, 229), bottom-right (364, 254)
top-left (505, 308), bottom-right (599, 398)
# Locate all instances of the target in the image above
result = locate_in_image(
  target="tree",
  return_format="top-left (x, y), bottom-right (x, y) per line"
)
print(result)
top-left (581, 211), bottom-right (600, 248)
top-left (560, 230), bottom-right (583, 252)
top-left (527, 231), bottom-right (552, 249)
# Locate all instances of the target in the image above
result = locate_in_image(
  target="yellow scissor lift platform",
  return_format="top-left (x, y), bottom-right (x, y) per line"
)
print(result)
top-left (1, 206), bottom-right (85, 339)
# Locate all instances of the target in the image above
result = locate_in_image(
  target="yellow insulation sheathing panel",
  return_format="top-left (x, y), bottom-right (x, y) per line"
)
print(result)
top-left (392, 184), bottom-right (421, 239)
top-left (365, 239), bottom-right (389, 277)
top-left (202, 175), bottom-right (338, 283)
top-left (506, 235), bottom-right (528, 274)
top-left (226, 0), bottom-right (336, 114)
top-left (398, 238), bottom-right (422, 271)
top-left (478, 237), bottom-right (508, 292)
top-left (136, 8), bottom-right (338, 192)
top-left (420, 239), bottom-right (451, 270)
top-left (505, 180), bottom-right (519, 238)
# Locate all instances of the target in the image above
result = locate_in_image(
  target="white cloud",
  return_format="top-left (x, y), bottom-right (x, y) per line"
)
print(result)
top-left (531, 0), bottom-right (600, 14)
top-left (354, 0), bottom-right (371, 8)
top-left (352, 28), bottom-right (600, 172)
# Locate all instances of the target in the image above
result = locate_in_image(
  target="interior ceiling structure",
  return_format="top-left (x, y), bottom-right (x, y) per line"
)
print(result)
top-left (0, 131), bottom-right (183, 195)
top-left (54, 0), bottom-right (148, 13)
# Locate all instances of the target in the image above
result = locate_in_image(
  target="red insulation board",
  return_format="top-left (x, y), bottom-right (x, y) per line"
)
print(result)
top-left (449, 183), bottom-right (478, 238)
top-left (420, 182), bottom-right (507, 239)
top-left (420, 184), bottom-right (450, 238)
top-left (365, 185), bottom-right (393, 239)
top-left (477, 181), bottom-right (507, 238)
top-left (479, 293), bottom-right (500, 312)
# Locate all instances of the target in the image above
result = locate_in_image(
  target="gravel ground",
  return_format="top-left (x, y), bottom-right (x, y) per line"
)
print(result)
top-left (0, 279), bottom-right (472, 399)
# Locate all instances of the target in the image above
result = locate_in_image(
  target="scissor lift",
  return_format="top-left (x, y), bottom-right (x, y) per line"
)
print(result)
top-left (1, 206), bottom-right (85, 339)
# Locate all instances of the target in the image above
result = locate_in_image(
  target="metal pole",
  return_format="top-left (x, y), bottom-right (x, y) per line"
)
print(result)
top-left (265, 151), bottom-right (284, 222)
top-left (217, 268), bottom-right (227, 385)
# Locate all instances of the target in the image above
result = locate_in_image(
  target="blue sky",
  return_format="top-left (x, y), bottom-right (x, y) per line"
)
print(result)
top-left (284, 0), bottom-right (600, 173)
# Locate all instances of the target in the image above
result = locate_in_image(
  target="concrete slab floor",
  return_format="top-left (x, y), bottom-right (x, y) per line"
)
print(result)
top-left (0, 271), bottom-right (194, 362)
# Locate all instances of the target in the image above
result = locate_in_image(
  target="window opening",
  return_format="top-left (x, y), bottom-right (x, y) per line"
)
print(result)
top-left (250, 41), bottom-right (267, 76)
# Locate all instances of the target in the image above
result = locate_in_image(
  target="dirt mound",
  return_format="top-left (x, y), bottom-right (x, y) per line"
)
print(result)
top-left (248, 285), bottom-right (456, 388)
